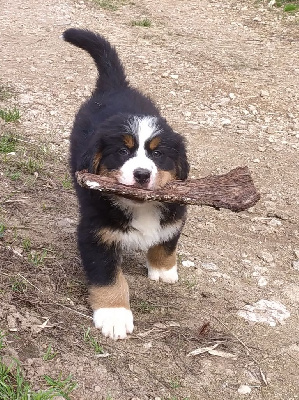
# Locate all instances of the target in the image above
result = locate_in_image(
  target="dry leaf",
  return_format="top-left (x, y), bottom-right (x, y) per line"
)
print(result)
top-left (187, 343), bottom-right (219, 357)
top-left (208, 349), bottom-right (238, 360)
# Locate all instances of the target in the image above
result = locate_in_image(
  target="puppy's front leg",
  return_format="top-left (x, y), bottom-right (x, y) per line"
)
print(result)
top-left (146, 235), bottom-right (180, 284)
top-left (78, 226), bottom-right (133, 339)
top-left (89, 269), bottom-right (133, 340)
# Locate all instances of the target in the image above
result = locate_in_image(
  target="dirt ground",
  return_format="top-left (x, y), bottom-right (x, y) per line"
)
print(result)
top-left (1, 0), bottom-right (299, 399)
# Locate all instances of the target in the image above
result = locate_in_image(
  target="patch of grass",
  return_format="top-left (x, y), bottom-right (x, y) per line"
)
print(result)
top-left (23, 157), bottom-right (43, 174)
top-left (0, 224), bottom-right (6, 239)
top-left (93, 0), bottom-right (126, 11)
top-left (44, 373), bottom-right (77, 399)
top-left (0, 108), bottom-right (20, 123)
top-left (0, 359), bottom-right (76, 400)
top-left (0, 133), bottom-right (18, 154)
top-left (169, 379), bottom-right (182, 389)
top-left (0, 332), bottom-right (75, 399)
top-left (135, 300), bottom-right (156, 313)
top-left (131, 18), bottom-right (152, 27)
top-left (28, 249), bottom-right (48, 267)
top-left (61, 173), bottom-right (73, 190)
top-left (274, 0), bottom-right (299, 11)
top-left (0, 331), bottom-right (6, 351)
top-left (83, 327), bottom-right (104, 354)
top-left (6, 171), bottom-right (21, 181)
top-left (0, 82), bottom-right (14, 101)
top-left (43, 344), bottom-right (57, 362)
top-left (284, 3), bottom-right (299, 11)
top-left (22, 238), bottom-right (31, 252)
top-left (11, 278), bottom-right (27, 293)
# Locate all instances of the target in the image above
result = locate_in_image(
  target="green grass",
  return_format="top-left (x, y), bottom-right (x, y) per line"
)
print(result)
top-left (93, 0), bottom-right (126, 11)
top-left (61, 173), bottom-right (73, 189)
top-left (284, 3), bottom-right (299, 11)
top-left (28, 249), bottom-right (48, 267)
top-left (0, 82), bottom-right (14, 101)
top-left (22, 238), bottom-right (31, 252)
top-left (6, 171), bottom-right (21, 181)
top-left (0, 332), bottom-right (6, 351)
top-left (44, 374), bottom-right (77, 399)
top-left (83, 327), bottom-right (104, 354)
top-left (274, 0), bottom-right (299, 11)
top-left (43, 345), bottom-right (57, 362)
top-left (0, 108), bottom-right (20, 123)
top-left (131, 18), bottom-right (152, 27)
top-left (0, 360), bottom-right (76, 400)
top-left (0, 330), bottom-right (76, 399)
top-left (0, 223), bottom-right (6, 239)
top-left (0, 133), bottom-right (18, 154)
top-left (135, 300), bottom-right (156, 313)
top-left (169, 379), bottom-right (182, 389)
top-left (11, 278), bottom-right (27, 293)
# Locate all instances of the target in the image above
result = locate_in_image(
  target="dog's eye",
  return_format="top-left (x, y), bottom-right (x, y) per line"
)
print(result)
top-left (152, 150), bottom-right (162, 158)
top-left (118, 148), bottom-right (130, 156)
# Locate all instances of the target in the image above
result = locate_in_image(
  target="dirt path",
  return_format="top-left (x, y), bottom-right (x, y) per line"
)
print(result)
top-left (1, 0), bottom-right (299, 399)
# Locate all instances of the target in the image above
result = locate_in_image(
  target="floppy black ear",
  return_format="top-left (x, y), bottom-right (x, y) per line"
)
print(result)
top-left (74, 138), bottom-right (103, 174)
top-left (176, 143), bottom-right (189, 181)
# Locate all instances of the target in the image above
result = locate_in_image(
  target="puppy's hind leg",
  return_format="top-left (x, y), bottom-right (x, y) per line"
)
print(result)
top-left (146, 235), bottom-right (180, 284)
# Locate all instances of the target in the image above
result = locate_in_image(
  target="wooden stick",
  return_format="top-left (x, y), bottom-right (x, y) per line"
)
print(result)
top-left (75, 166), bottom-right (260, 212)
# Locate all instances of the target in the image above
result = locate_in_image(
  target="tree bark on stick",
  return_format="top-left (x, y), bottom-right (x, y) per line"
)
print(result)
top-left (75, 166), bottom-right (260, 212)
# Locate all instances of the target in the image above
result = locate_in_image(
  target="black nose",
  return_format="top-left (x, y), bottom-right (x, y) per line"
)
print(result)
top-left (133, 168), bottom-right (151, 184)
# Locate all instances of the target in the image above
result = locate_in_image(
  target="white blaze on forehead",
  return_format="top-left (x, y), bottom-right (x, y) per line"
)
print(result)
top-left (119, 116), bottom-right (160, 188)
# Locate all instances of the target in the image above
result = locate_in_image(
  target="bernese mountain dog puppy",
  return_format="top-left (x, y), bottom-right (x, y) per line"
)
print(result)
top-left (63, 28), bottom-right (189, 340)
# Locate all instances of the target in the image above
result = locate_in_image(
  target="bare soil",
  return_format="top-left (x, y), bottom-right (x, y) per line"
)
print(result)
top-left (1, 0), bottom-right (299, 399)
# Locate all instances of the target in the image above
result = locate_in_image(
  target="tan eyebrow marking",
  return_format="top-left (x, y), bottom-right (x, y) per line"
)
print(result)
top-left (149, 136), bottom-right (161, 150)
top-left (123, 134), bottom-right (135, 149)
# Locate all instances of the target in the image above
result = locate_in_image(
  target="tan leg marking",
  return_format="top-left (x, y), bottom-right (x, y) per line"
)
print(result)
top-left (147, 244), bottom-right (178, 283)
top-left (89, 269), bottom-right (130, 311)
top-left (147, 244), bottom-right (177, 271)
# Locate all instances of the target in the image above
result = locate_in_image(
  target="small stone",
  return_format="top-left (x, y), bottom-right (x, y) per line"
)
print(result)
top-left (267, 218), bottom-right (282, 227)
top-left (94, 386), bottom-right (101, 393)
top-left (238, 384), bottom-right (252, 395)
top-left (292, 260), bottom-right (299, 271)
top-left (169, 74), bottom-right (178, 79)
top-left (182, 260), bottom-right (195, 268)
top-left (258, 277), bottom-right (268, 287)
top-left (253, 16), bottom-right (262, 22)
top-left (229, 92), bottom-right (236, 99)
top-left (294, 249), bottom-right (299, 259)
top-left (266, 127), bottom-right (275, 134)
top-left (259, 251), bottom-right (274, 263)
top-left (248, 104), bottom-right (258, 114)
top-left (219, 97), bottom-right (230, 106)
top-left (260, 89), bottom-right (269, 97)
top-left (221, 118), bottom-right (231, 126)
top-left (258, 146), bottom-right (266, 152)
top-left (183, 111), bottom-right (192, 117)
top-left (201, 262), bottom-right (218, 271)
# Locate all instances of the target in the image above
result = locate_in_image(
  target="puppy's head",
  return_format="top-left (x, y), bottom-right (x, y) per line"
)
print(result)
top-left (89, 114), bottom-right (189, 189)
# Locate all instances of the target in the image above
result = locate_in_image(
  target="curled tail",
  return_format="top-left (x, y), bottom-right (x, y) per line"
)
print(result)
top-left (63, 28), bottom-right (128, 91)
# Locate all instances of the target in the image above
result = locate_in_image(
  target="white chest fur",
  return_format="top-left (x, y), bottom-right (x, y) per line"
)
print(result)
top-left (115, 200), bottom-right (182, 251)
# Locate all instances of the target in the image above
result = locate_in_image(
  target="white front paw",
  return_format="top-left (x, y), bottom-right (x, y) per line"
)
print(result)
top-left (93, 307), bottom-right (134, 340)
top-left (147, 264), bottom-right (178, 283)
